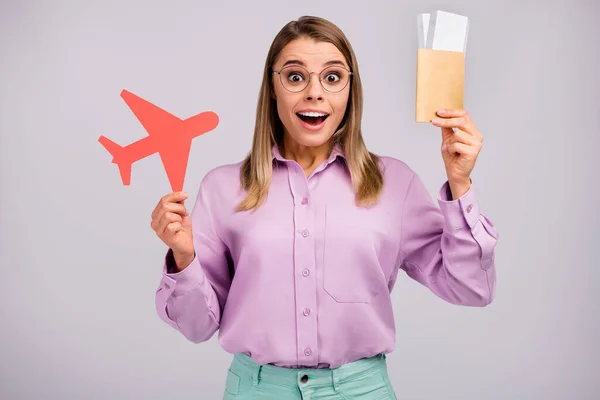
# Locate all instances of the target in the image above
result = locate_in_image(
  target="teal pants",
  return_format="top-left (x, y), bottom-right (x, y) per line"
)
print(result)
top-left (222, 353), bottom-right (397, 399)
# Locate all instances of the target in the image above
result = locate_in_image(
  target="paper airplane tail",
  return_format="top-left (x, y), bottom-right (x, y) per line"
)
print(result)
top-left (98, 135), bottom-right (132, 185)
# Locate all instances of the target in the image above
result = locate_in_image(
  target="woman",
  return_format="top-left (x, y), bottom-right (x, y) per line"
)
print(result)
top-left (151, 15), bottom-right (498, 400)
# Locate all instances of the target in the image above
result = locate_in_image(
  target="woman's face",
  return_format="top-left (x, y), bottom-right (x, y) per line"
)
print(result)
top-left (272, 37), bottom-right (351, 149)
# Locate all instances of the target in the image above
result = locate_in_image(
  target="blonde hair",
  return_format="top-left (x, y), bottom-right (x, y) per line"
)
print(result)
top-left (236, 16), bottom-right (383, 212)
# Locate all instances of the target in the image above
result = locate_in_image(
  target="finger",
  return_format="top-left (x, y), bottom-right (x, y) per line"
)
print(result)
top-left (160, 219), bottom-right (182, 238)
top-left (446, 129), bottom-right (481, 148)
top-left (151, 205), bottom-right (187, 231)
top-left (432, 116), bottom-right (467, 129)
top-left (446, 141), bottom-right (476, 156)
top-left (434, 109), bottom-right (478, 136)
top-left (153, 202), bottom-right (188, 222)
top-left (163, 191), bottom-right (189, 205)
top-left (159, 211), bottom-right (183, 232)
top-left (152, 204), bottom-right (187, 231)
top-left (436, 108), bottom-right (467, 118)
top-left (152, 192), bottom-right (188, 220)
top-left (157, 212), bottom-right (183, 236)
top-left (164, 221), bottom-right (182, 236)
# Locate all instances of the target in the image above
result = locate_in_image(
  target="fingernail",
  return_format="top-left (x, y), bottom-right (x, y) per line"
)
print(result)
top-left (437, 109), bottom-right (446, 115)
top-left (432, 118), bottom-right (441, 124)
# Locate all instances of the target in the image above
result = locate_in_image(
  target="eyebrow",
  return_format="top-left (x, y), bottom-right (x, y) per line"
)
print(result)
top-left (281, 59), bottom-right (347, 68)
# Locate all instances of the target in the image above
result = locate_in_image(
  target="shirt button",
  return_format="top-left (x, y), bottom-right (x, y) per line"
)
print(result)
top-left (301, 229), bottom-right (309, 237)
top-left (302, 308), bottom-right (311, 316)
top-left (301, 197), bottom-right (308, 205)
top-left (304, 348), bottom-right (312, 356)
top-left (302, 269), bottom-right (310, 277)
top-left (466, 204), bottom-right (473, 213)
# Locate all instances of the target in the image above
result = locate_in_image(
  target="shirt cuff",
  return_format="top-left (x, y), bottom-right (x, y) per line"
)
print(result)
top-left (160, 250), bottom-right (206, 297)
top-left (437, 180), bottom-right (481, 231)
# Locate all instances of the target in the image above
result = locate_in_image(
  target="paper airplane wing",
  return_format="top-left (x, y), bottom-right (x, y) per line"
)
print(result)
top-left (120, 89), bottom-right (182, 137)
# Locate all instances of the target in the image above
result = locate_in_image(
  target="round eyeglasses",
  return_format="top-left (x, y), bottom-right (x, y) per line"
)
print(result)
top-left (273, 65), bottom-right (353, 93)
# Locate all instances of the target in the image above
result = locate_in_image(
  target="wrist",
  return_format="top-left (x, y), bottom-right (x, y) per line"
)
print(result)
top-left (448, 178), bottom-right (471, 200)
top-left (171, 249), bottom-right (195, 272)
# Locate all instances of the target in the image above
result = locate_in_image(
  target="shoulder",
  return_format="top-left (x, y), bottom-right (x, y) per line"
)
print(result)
top-left (200, 160), bottom-right (244, 188)
top-left (192, 160), bottom-right (245, 213)
top-left (376, 154), bottom-right (417, 183)
top-left (373, 154), bottom-right (427, 202)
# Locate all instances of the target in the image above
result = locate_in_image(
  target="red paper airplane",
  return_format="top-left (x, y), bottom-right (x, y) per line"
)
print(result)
top-left (98, 89), bottom-right (219, 192)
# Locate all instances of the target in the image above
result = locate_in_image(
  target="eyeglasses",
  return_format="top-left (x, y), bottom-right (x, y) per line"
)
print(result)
top-left (272, 65), bottom-right (353, 93)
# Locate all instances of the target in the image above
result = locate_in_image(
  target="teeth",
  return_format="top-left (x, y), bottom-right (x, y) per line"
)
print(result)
top-left (298, 111), bottom-right (328, 117)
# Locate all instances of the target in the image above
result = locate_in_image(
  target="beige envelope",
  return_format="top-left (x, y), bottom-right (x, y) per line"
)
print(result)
top-left (415, 48), bottom-right (464, 122)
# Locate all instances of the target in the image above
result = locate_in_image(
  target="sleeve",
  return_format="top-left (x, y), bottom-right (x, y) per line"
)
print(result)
top-left (154, 172), bottom-right (232, 342)
top-left (398, 173), bottom-right (498, 306)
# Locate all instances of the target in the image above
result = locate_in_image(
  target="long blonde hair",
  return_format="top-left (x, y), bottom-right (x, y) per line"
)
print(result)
top-left (236, 16), bottom-right (384, 212)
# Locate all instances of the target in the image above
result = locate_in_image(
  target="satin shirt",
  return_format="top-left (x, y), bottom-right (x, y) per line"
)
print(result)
top-left (155, 144), bottom-right (498, 369)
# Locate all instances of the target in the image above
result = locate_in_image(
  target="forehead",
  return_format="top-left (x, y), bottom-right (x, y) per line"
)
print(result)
top-left (275, 38), bottom-right (347, 68)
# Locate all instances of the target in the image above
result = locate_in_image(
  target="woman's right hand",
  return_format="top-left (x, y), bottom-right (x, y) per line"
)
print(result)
top-left (151, 191), bottom-right (194, 270)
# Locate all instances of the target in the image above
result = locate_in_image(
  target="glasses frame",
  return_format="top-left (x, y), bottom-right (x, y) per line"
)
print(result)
top-left (272, 65), bottom-right (353, 93)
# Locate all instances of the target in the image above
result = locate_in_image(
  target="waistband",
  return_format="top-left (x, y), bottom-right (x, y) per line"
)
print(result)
top-left (230, 353), bottom-right (388, 389)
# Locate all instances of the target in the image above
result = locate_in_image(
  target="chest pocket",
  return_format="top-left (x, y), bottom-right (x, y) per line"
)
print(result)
top-left (321, 203), bottom-right (392, 303)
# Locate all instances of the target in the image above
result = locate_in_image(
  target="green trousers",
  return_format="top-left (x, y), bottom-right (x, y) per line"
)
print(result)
top-left (222, 353), bottom-right (397, 399)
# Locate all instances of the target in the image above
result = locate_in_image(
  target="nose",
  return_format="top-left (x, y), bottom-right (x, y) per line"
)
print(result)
top-left (305, 73), bottom-right (324, 101)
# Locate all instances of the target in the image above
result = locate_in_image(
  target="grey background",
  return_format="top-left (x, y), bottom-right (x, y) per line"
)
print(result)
top-left (1, 0), bottom-right (598, 399)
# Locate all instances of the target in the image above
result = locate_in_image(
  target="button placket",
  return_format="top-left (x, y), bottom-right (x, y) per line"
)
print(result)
top-left (289, 164), bottom-right (318, 366)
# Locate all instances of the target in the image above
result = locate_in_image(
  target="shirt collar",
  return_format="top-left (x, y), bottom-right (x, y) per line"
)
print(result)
top-left (271, 142), bottom-right (346, 166)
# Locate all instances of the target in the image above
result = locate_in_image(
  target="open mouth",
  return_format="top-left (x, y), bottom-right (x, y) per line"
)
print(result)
top-left (296, 112), bottom-right (329, 127)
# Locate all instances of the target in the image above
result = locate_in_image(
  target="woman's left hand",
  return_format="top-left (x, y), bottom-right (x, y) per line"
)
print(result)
top-left (432, 108), bottom-right (484, 198)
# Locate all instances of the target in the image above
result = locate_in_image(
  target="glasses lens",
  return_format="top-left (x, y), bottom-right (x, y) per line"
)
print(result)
top-left (280, 66), bottom-right (309, 92)
top-left (320, 66), bottom-right (350, 93)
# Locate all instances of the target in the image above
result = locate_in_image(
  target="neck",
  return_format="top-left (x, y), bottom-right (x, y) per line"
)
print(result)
top-left (281, 135), bottom-right (332, 176)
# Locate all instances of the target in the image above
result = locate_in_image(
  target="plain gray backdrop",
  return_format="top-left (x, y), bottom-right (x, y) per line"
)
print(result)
top-left (1, 0), bottom-right (598, 399)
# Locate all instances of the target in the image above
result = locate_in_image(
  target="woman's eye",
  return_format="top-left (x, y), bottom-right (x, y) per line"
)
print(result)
top-left (288, 73), bottom-right (304, 82)
top-left (326, 73), bottom-right (340, 82)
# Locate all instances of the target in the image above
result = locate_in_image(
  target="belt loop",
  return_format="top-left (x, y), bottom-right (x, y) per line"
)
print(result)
top-left (332, 369), bottom-right (341, 393)
top-left (252, 364), bottom-right (262, 386)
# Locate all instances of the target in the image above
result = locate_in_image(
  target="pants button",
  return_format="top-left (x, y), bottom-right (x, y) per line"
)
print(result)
top-left (300, 374), bottom-right (308, 383)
